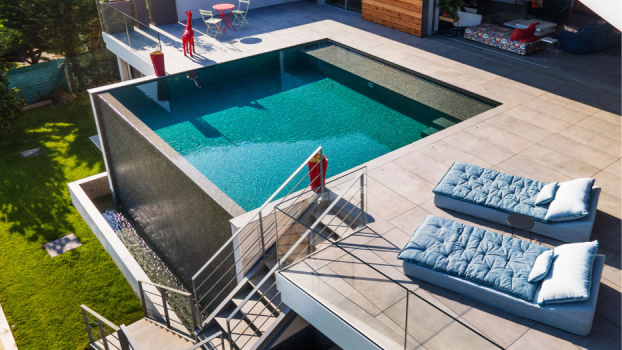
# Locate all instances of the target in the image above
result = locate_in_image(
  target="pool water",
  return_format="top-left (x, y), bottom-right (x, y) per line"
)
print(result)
top-left (110, 42), bottom-right (493, 211)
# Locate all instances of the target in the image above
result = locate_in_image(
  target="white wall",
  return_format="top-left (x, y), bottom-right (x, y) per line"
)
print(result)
top-left (175, 0), bottom-right (301, 22)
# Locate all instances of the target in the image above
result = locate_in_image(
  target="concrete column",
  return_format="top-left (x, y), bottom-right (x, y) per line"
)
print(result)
top-left (117, 56), bottom-right (131, 81)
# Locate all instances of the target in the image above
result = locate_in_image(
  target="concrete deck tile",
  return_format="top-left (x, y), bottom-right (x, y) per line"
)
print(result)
top-left (450, 63), bottom-right (502, 82)
top-left (576, 116), bottom-right (622, 141)
top-left (593, 171), bottom-right (621, 199)
top-left (472, 81), bottom-right (536, 105)
top-left (559, 125), bottom-right (621, 158)
top-left (538, 135), bottom-right (619, 169)
top-left (594, 192), bottom-right (621, 218)
top-left (420, 283), bottom-right (536, 349)
top-left (484, 113), bottom-right (554, 143)
top-left (523, 98), bottom-right (589, 124)
top-left (369, 163), bottom-right (435, 205)
top-left (538, 93), bottom-right (602, 116)
top-left (364, 209), bottom-right (396, 236)
top-left (415, 52), bottom-right (462, 68)
top-left (442, 131), bottom-right (515, 165)
top-left (315, 265), bottom-right (383, 316)
top-left (592, 110), bottom-right (622, 126)
top-left (502, 105), bottom-right (573, 133)
top-left (391, 55), bottom-right (448, 76)
top-left (374, 312), bottom-right (425, 349)
top-left (328, 252), bottom-right (410, 312)
top-left (464, 122), bottom-right (534, 153)
top-left (591, 213), bottom-right (621, 258)
top-left (520, 144), bottom-right (600, 179)
top-left (595, 278), bottom-right (621, 327)
top-left (384, 296), bottom-right (498, 350)
top-left (602, 253), bottom-right (621, 287)
top-left (507, 323), bottom-right (580, 350)
top-left (418, 141), bottom-right (493, 169)
top-left (393, 151), bottom-right (450, 185)
top-left (603, 159), bottom-right (621, 176)
top-left (429, 68), bottom-right (490, 90)
top-left (495, 155), bottom-right (571, 183)
top-left (549, 314), bottom-right (621, 350)
top-left (365, 177), bottom-right (416, 221)
top-left (363, 43), bottom-right (412, 61)
top-left (390, 207), bottom-right (433, 236)
top-left (491, 76), bottom-right (546, 97)
top-left (350, 243), bottom-right (421, 292)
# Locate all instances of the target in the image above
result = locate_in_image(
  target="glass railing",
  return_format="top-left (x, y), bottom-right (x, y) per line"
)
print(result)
top-left (275, 173), bottom-right (503, 350)
top-left (98, 2), bottom-right (162, 53)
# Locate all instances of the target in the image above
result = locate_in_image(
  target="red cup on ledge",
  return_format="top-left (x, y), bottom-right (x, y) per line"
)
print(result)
top-left (308, 154), bottom-right (328, 193)
top-left (150, 51), bottom-right (165, 77)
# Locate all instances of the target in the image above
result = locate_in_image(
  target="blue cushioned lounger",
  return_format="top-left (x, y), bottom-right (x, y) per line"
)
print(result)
top-left (399, 216), bottom-right (604, 336)
top-left (433, 162), bottom-right (600, 243)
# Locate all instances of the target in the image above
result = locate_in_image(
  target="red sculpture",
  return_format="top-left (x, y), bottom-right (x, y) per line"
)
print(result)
top-left (182, 10), bottom-right (196, 57)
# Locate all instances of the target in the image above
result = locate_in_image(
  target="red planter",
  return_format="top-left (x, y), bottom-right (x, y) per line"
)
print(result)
top-left (308, 154), bottom-right (328, 193)
top-left (150, 51), bottom-right (166, 77)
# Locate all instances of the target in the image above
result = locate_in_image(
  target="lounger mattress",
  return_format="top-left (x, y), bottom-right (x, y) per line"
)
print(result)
top-left (433, 162), bottom-right (549, 222)
top-left (397, 215), bottom-right (549, 301)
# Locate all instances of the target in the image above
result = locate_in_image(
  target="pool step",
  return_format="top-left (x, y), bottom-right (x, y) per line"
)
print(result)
top-left (421, 126), bottom-right (440, 137)
top-left (432, 117), bottom-right (456, 129)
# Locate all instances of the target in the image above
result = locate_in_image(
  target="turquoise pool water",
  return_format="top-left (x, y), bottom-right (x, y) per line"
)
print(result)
top-left (110, 42), bottom-right (493, 211)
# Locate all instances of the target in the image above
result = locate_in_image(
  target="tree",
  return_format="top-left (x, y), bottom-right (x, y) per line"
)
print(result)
top-left (0, 0), bottom-right (102, 62)
top-left (0, 60), bottom-right (25, 133)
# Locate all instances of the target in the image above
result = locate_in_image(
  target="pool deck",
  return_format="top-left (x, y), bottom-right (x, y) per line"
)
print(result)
top-left (121, 3), bottom-right (620, 348)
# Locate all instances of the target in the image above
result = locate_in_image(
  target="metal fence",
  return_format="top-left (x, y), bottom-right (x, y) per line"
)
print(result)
top-left (7, 48), bottom-right (120, 105)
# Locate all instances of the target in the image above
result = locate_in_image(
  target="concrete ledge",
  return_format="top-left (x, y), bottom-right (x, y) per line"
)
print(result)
top-left (0, 303), bottom-right (18, 350)
top-left (68, 173), bottom-right (184, 329)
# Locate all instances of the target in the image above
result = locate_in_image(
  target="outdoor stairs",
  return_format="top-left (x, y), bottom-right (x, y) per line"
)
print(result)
top-left (92, 318), bottom-right (193, 350)
top-left (199, 257), bottom-right (285, 350)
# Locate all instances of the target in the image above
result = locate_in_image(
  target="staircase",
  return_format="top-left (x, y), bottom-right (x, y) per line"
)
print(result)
top-left (93, 319), bottom-right (193, 350)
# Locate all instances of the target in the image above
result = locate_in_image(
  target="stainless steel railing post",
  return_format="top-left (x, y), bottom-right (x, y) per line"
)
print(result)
top-left (161, 288), bottom-right (171, 328)
top-left (188, 294), bottom-right (199, 341)
top-left (404, 292), bottom-right (409, 350)
top-left (138, 281), bottom-right (147, 318)
top-left (81, 307), bottom-right (95, 344)
top-left (319, 149), bottom-right (325, 194)
top-left (97, 318), bottom-right (110, 350)
top-left (119, 327), bottom-right (130, 350)
top-left (259, 213), bottom-right (267, 264)
top-left (359, 174), bottom-right (366, 225)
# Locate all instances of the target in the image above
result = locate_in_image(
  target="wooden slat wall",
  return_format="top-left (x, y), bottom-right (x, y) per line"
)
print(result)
top-left (362, 0), bottom-right (423, 36)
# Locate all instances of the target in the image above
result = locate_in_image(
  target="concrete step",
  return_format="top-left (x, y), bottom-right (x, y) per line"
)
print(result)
top-left (126, 319), bottom-right (192, 350)
top-left (215, 314), bottom-right (260, 350)
top-left (312, 212), bottom-right (354, 238)
top-left (231, 294), bottom-right (279, 333)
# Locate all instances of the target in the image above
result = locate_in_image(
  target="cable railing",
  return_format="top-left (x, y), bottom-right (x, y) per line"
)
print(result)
top-left (191, 147), bottom-right (325, 320)
top-left (98, 2), bottom-right (162, 53)
top-left (276, 177), bottom-right (504, 350)
top-left (138, 280), bottom-right (200, 341)
top-left (80, 305), bottom-right (142, 350)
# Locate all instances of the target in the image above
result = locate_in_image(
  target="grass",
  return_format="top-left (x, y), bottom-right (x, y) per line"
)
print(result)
top-left (0, 93), bottom-right (143, 349)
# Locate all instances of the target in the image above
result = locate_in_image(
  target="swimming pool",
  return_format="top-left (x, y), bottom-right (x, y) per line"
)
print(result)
top-left (110, 41), bottom-right (495, 211)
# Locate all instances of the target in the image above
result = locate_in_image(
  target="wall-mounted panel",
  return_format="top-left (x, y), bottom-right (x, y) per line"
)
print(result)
top-left (362, 0), bottom-right (423, 36)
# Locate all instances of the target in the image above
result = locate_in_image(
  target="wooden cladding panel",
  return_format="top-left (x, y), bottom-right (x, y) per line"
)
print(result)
top-left (362, 0), bottom-right (422, 37)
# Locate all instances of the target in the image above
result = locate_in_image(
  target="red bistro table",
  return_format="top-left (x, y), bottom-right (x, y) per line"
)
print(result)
top-left (213, 4), bottom-right (236, 33)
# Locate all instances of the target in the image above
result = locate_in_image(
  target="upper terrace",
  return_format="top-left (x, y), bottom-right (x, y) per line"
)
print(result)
top-left (87, 2), bottom-right (621, 349)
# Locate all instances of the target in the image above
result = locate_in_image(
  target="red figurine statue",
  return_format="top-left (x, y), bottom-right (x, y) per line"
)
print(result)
top-left (182, 10), bottom-right (196, 57)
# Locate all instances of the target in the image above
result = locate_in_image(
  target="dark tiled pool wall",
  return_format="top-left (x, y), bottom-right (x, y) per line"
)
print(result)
top-left (93, 93), bottom-right (241, 289)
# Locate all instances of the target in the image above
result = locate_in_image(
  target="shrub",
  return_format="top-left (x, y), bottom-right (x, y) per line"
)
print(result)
top-left (0, 62), bottom-right (25, 133)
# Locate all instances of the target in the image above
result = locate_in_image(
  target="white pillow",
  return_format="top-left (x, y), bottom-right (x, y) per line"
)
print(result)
top-left (544, 178), bottom-right (595, 222)
top-left (528, 249), bottom-right (554, 283)
top-left (535, 182), bottom-right (558, 205)
top-left (537, 241), bottom-right (599, 304)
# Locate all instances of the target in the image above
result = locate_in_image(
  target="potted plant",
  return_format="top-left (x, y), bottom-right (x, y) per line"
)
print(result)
top-left (308, 153), bottom-right (328, 193)
top-left (150, 51), bottom-right (165, 77)
top-left (438, 0), bottom-right (464, 19)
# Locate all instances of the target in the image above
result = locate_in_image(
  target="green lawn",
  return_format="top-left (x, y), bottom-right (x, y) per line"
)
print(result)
top-left (0, 94), bottom-right (143, 349)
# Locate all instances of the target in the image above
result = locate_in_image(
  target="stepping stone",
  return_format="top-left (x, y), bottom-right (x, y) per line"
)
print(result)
top-left (19, 148), bottom-right (42, 158)
top-left (89, 135), bottom-right (102, 151)
top-left (43, 233), bottom-right (82, 257)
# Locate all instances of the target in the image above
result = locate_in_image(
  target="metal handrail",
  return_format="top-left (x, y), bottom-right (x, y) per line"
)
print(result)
top-left (81, 304), bottom-right (122, 350)
top-left (138, 280), bottom-right (199, 341)
top-left (191, 147), bottom-right (324, 318)
top-left (119, 324), bottom-right (142, 350)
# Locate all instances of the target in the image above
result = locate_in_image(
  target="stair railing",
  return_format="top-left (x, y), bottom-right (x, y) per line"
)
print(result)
top-left (138, 280), bottom-right (200, 341)
top-left (81, 304), bottom-right (143, 350)
top-left (191, 147), bottom-right (324, 321)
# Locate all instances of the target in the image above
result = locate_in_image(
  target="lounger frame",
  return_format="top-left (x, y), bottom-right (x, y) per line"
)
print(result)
top-left (434, 187), bottom-right (601, 243)
top-left (403, 255), bottom-right (604, 336)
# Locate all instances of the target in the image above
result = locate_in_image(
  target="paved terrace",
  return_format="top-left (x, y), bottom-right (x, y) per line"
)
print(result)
top-left (120, 3), bottom-right (620, 348)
